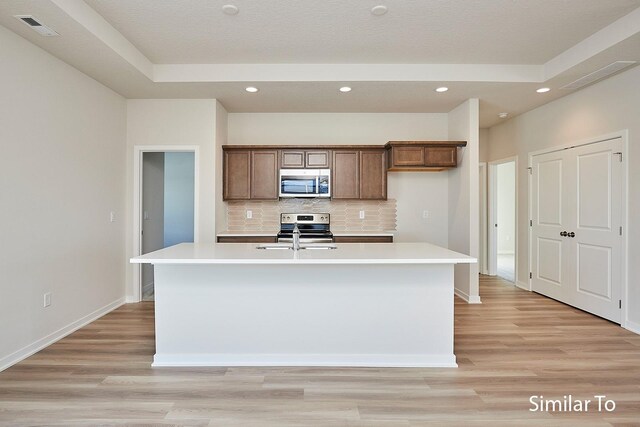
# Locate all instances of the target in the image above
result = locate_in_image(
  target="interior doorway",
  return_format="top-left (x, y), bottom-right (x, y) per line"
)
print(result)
top-left (137, 149), bottom-right (197, 301)
top-left (488, 157), bottom-right (517, 283)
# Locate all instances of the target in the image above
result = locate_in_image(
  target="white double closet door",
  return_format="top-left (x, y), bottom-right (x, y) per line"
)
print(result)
top-left (531, 137), bottom-right (624, 323)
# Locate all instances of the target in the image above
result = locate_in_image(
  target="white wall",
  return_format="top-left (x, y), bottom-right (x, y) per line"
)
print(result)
top-left (496, 162), bottom-right (515, 254)
top-left (126, 99), bottom-right (217, 299)
top-left (487, 65), bottom-right (640, 331)
top-left (164, 152), bottom-right (195, 247)
top-left (448, 100), bottom-right (480, 303)
top-left (215, 101), bottom-right (228, 234)
top-left (227, 113), bottom-right (450, 244)
top-left (141, 152), bottom-right (165, 290)
top-left (0, 25), bottom-right (126, 370)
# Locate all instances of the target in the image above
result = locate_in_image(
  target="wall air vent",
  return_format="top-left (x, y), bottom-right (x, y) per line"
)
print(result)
top-left (14, 15), bottom-right (59, 36)
top-left (561, 61), bottom-right (637, 90)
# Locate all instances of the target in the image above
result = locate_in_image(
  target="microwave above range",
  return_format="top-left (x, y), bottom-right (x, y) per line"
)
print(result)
top-left (279, 168), bottom-right (330, 198)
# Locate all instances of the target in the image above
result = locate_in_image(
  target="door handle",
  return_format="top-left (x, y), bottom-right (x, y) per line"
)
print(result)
top-left (560, 231), bottom-right (568, 237)
top-left (568, 232), bottom-right (575, 238)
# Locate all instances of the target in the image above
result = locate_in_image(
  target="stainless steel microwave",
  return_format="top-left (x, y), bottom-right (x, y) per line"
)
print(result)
top-left (279, 169), bottom-right (331, 198)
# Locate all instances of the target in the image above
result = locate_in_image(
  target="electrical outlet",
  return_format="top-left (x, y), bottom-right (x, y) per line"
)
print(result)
top-left (422, 210), bottom-right (430, 219)
top-left (359, 210), bottom-right (365, 219)
top-left (246, 210), bottom-right (253, 219)
top-left (43, 292), bottom-right (51, 308)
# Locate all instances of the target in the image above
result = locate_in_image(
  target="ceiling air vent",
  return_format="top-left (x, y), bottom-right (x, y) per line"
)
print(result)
top-left (14, 15), bottom-right (59, 36)
top-left (561, 61), bottom-right (637, 90)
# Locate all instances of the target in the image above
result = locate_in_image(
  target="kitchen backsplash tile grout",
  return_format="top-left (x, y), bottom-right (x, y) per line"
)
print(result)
top-left (226, 199), bottom-right (397, 232)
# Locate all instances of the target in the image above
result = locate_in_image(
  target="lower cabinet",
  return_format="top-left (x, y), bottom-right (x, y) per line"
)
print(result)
top-left (217, 236), bottom-right (277, 243)
top-left (333, 236), bottom-right (393, 243)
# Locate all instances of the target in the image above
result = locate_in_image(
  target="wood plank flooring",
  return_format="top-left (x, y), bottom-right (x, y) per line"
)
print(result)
top-left (1, 275), bottom-right (639, 426)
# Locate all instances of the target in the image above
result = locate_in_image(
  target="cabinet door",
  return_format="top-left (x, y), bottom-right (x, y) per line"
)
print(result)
top-left (424, 147), bottom-right (456, 167)
top-left (305, 150), bottom-right (331, 168)
top-left (223, 150), bottom-right (251, 200)
top-left (360, 150), bottom-right (387, 200)
top-left (251, 150), bottom-right (279, 200)
top-left (391, 146), bottom-right (424, 167)
top-left (332, 151), bottom-right (359, 199)
top-left (280, 150), bottom-right (305, 168)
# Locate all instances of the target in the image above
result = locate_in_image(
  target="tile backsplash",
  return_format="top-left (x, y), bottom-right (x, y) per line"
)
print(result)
top-left (227, 199), bottom-right (397, 232)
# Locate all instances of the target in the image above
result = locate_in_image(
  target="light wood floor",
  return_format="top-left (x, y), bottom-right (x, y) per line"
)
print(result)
top-left (1, 276), bottom-right (639, 426)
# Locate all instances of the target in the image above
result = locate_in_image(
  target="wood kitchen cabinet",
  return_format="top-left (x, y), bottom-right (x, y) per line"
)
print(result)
top-left (223, 149), bottom-right (251, 200)
top-left (280, 150), bottom-right (331, 168)
top-left (359, 149), bottom-right (387, 200)
top-left (250, 150), bottom-right (279, 199)
top-left (332, 150), bottom-right (360, 199)
top-left (217, 236), bottom-right (277, 243)
top-left (386, 141), bottom-right (467, 171)
top-left (223, 148), bottom-right (279, 200)
top-left (332, 149), bottom-right (387, 200)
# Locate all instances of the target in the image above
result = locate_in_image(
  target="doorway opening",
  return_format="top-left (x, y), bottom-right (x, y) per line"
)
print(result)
top-left (489, 158), bottom-right (517, 283)
top-left (134, 146), bottom-right (199, 302)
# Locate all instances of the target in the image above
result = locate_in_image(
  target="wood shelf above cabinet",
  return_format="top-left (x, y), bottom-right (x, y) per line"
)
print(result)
top-left (385, 141), bottom-right (467, 171)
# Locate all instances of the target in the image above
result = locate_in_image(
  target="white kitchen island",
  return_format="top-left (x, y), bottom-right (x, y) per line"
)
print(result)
top-left (131, 242), bottom-right (475, 368)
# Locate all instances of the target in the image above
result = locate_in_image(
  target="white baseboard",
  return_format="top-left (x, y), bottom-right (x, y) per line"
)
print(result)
top-left (125, 296), bottom-right (139, 303)
top-left (624, 320), bottom-right (640, 336)
top-left (454, 288), bottom-right (482, 304)
top-left (516, 280), bottom-right (531, 291)
top-left (0, 297), bottom-right (125, 372)
top-left (153, 353), bottom-right (458, 368)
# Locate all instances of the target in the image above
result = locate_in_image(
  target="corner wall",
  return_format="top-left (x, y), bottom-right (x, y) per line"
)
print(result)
top-left (448, 100), bottom-right (481, 303)
top-left (487, 65), bottom-right (640, 331)
top-left (125, 99), bottom-right (217, 299)
top-left (0, 25), bottom-right (127, 370)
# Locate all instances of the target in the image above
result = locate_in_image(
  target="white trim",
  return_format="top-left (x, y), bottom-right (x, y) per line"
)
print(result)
top-left (132, 145), bottom-right (200, 303)
top-left (479, 162), bottom-right (489, 275)
top-left (528, 130), bottom-right (628, 327)
top-left (624, 320), bottom-right (640, 336)
top-left (454, 288), bottom-right (482, 304)
top-left (0, 298), bottom-right (125, 372)
top-left (152, 353), bottom-right (457, 368)
top-left (487, 156), bottom-right (518, 282)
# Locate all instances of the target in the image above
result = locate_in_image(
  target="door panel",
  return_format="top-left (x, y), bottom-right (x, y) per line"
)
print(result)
top-left (537, 238), bottom-right (562, 285)
top-left (577, 151), bottom-right (611, 230)
top-left (577, 243), bottom-right (611, 299)
top-left (537, 159), bottom-right (563, 226)
top-left (531, 138), bottom-right (623, 323)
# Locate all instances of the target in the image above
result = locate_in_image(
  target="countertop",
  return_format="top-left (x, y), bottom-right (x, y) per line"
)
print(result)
top-left (131, 242), bottom-right (475, 265)
top-left (216, 231), bottom-right (396, 237)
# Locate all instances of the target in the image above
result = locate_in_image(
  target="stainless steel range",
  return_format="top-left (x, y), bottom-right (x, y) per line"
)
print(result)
top-left (277, 213), bottom-right (333, 243)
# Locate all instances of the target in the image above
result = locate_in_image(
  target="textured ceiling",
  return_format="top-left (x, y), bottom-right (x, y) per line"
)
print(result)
top-left (0, 0), bottom-right (639, 127)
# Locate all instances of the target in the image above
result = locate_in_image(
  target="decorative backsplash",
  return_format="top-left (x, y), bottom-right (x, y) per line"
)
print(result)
top-left (226, 199), bottom-right (397, 232)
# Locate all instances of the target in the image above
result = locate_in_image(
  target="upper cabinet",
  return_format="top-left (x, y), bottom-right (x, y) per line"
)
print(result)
top-left (223, 148), bottom-right (278, 200)
top-left (386, 141), bottom-right (467, 171)
top-left (332, 148), bottom-right (387, 200)
top-left (280, 150), bottom-right (331, 168)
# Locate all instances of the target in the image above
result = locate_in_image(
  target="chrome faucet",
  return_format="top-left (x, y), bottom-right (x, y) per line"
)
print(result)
top-left (292, 222), bottom-right (301, 251)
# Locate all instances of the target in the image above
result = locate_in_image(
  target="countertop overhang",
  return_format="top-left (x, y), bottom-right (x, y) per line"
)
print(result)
top-left (131, 242), bottom-right (476, 265)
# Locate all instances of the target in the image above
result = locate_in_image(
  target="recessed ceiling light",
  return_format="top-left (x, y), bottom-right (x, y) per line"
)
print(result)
top-left (222, 4), bottom-right (239, 15)
top-left (435, 87), bottom-right (448, 93)
top-left (498, 112), bottom-right (509, 119)
top-left (339, 86), bottom-right (352, 93)
top-left (536, 87), bottom-right (550, 93)
top-left (245, 86), bottom-right (259, 93)
top-left (371, 5), bottom-right (388, 16)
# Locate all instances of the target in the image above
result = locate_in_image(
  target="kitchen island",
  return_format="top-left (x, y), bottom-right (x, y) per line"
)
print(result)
top-left (131, 242), bottom-right (475, 368)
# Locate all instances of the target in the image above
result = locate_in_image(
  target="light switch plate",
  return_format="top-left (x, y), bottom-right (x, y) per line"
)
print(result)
top-left (359, 210), bottom-right (365, 219)
top-left (246, 210), bottom-right (253, 219)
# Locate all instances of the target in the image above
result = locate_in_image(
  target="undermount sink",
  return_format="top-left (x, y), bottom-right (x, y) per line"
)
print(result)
top-left (256, 244), bottom-right (337, 250)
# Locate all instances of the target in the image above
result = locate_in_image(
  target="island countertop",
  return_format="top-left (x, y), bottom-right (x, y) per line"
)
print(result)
top-left (130, 242), bottom-right (476, 265)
